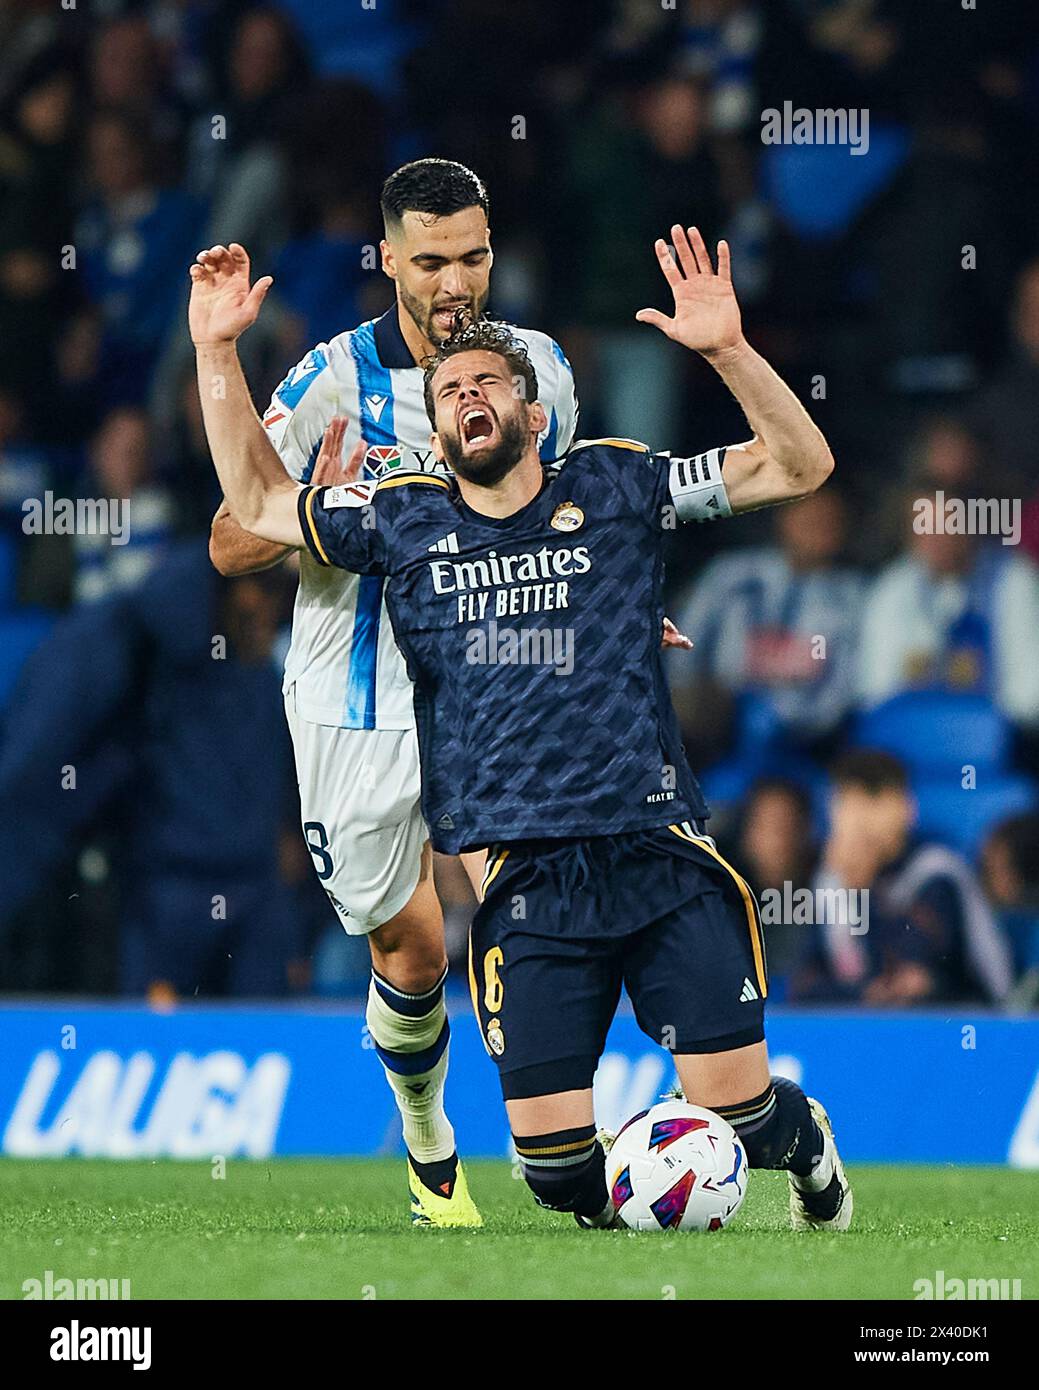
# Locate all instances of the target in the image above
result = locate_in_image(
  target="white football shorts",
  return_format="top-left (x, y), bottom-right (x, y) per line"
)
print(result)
top-left (284, 685), bottom-right (427, 935)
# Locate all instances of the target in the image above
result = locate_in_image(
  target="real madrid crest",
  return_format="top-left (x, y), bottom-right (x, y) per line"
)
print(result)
top-left (550, 500), bottom-right (584, 532)
top-left (486, 1018), bottom-right (506, 1055)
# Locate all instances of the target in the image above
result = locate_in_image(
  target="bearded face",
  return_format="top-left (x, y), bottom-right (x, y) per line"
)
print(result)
top-left (439, 406), bottom-right (529, 487)
top-left (388, 205), bottom-right (492, 347)
top-left (428, 348), bottom-right (542, 487)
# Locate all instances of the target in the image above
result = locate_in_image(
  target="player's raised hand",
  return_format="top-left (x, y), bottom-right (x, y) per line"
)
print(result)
top-left (636, 226), bottom-right (742, 359)
top-left (310, 417), bottom-right (367, 487)
top-left (188, 242), bottom-right (273, 346)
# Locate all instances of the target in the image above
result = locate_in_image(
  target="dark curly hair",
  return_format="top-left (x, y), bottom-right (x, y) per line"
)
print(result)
top-left (422, 313), bottom-right (539, 426)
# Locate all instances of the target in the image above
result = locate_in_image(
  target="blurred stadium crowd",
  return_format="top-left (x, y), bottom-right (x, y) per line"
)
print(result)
top-left (0, 0), bottom-right (1038, 1007)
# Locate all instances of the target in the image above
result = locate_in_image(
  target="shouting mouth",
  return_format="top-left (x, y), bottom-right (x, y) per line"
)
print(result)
top-left (461, 407), bottom-right (494, 448)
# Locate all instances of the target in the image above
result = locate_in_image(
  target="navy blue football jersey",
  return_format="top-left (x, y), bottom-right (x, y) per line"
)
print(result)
top-left (298, 439), bottom-right (713, 853)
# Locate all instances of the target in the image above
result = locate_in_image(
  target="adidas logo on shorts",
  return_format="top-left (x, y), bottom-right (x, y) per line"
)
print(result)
top-left (739, 977), bottom-right (759, 1002)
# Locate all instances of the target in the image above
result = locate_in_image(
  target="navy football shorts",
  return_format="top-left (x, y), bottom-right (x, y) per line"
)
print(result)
top-left (468, 822), bottom-right (767, 1101)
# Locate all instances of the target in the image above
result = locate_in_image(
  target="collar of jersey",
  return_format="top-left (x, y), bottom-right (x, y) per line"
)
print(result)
top-left (372, 306), bottom-right (415, 369)
top-left (453, 470), bottom-right (552, 529)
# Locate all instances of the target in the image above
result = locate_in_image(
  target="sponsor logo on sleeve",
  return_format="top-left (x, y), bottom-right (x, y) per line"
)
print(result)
top-left (324, 482), bottom-right (376, 509)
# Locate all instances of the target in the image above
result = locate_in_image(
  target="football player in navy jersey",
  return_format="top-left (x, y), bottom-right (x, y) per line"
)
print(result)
top-left (200, 161), bottom-right (580, 1228)
top-left (193, 224), bottom-right (853, 1232)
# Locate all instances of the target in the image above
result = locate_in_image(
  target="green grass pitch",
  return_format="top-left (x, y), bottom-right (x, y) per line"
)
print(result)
top-left (1, 1159), bottom-right (1037, 1300)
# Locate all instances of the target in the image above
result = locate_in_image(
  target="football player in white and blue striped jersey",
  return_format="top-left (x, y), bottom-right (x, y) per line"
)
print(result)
top-left (205, 161), bottom-right (577, 1226)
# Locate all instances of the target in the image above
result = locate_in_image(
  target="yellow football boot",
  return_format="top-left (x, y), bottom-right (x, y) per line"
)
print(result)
top-left (408, 1158), bottom-right (483, 1228)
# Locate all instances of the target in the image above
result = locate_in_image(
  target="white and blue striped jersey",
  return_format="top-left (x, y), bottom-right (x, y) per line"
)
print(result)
top-left (264, 307), bottom-right (579, 729)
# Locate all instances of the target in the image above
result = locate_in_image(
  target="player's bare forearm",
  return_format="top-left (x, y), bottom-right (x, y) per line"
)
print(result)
top-left (636, 226), bottom-right (833, 513)
top-left (704, 339), bottom-right (834, 512)
top-left (189, 243), bottom-right (303, 547)
top-left (194, 342), bottom-right (303, 547)
top-left (209, 500), bottom-right (293, 576)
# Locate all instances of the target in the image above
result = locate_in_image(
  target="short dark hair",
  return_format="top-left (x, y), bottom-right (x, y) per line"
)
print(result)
top-left (381, 158), bottom-right (489, 231)
top-left (830, 749), bottom-right (909, 794)
top-left (422, 315), bottom-right (538, 426)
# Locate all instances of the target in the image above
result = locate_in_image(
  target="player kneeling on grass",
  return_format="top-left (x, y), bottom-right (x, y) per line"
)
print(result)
top-left (194, 223), bottom-right (851, 1232)
top-left (197, 161), bottom-right (584, 1228)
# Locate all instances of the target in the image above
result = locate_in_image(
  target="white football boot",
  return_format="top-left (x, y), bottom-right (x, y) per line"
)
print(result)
top-left (788, 1097), bottom-right (853, 1231)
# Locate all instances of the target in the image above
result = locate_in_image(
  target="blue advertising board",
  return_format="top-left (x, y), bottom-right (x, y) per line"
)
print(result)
top-left (0, 1001), bottom-right (1036, 1165)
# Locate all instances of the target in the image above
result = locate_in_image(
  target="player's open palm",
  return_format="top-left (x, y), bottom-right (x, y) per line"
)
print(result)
top-left (310, 417), bottom-right (368, 487)
top-left (188, 242), bottom-right (273, 347)
top-left (636, 225), bottom-right (742, 358)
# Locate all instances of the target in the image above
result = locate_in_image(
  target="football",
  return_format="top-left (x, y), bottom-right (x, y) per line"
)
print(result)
top-left (606, 1100), bottom-right (749, 1232)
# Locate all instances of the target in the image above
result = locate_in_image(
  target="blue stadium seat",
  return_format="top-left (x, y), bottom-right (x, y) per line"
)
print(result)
top-left (274, 0), bottom-right (416, 95)
top-left (854, 691), bottom-right (1010, 774)
top-left (700, 749), bottom-right (826, 815)
top-left (912, 774), bottom-right (1038, 858)
top-left (699, 757), bottom-right (759, 808)
top-left (735, 690), bottom-right (784, 751)
top-left (761, 121), bottom-right (910, 241)
top-left (0, 610), bottom-right (55, 710)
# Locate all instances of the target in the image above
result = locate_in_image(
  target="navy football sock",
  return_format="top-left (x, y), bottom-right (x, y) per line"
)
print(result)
top-left (513, 1125), bottom-right (610, 1219)
top-left (716, 1077), bottom-right (826, 1179)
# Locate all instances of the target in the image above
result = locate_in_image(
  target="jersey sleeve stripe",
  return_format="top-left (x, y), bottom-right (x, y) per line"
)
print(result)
top-left (570, 436), bottom-right (650, 453)
top-left (298, 486), bottom-right (331, 566)
top-left (375, 472), bottom-right (450, 492)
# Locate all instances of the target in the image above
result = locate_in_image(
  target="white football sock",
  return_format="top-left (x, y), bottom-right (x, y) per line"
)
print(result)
top-left (366, 969), bottom-right (456, 1164)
